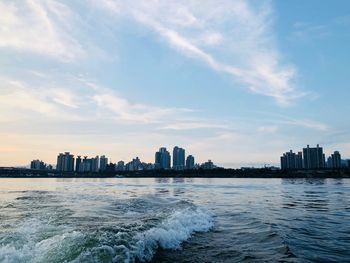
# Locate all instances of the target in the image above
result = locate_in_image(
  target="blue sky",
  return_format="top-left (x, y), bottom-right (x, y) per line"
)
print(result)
top-left (0, 0), bottom-right (349, 167)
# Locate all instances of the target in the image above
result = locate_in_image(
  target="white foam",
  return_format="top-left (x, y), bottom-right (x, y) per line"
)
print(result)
top-left (0, 219), bottom-right (84, 263)
top-left (0, 207), bottom-right (214, 263)
top-left (131, 207), bottom-right (214, 262)
top-left (77, 207), bottom-right (214, 263)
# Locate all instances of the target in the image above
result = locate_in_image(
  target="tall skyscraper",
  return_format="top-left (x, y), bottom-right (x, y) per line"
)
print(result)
top-left (99, 155), bottom-right (108, 171)
top-left (56, 152), bottom-right (74, 172)
top-left (186, 155), bottom-right (195, 170)
top-left (173, 146), bottom-right (185, 170)
top-left (155, 147), bottom-right (171, 169)
top-left (303, 144), bottom-right (325, 169)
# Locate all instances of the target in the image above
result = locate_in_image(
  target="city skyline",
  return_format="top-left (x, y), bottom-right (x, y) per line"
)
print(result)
top-left (27, 146), bottom-right (217, 171)
top-left (36, 146), bottom-right (208, 172)
top-left (23, 143), bottom-right (350, 171)
top-left (280, 144), bottom-right (349, 171)
top-left (1, 1), bottom-right (350, 167)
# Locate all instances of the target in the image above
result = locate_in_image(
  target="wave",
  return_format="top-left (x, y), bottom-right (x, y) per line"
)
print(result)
top-left (130, 207), bottom-right (214, 262)
top-left (0, 193), bottom-right (214, 263)
top-left (75, 207), bottom-right (214, 263)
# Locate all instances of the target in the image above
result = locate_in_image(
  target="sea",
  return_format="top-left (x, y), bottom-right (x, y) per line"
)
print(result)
top-left (0, 178), bottom-right (349, 263)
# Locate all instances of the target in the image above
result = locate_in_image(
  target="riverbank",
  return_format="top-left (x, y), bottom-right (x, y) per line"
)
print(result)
top-left (1, 167), bottom-right (349, 178)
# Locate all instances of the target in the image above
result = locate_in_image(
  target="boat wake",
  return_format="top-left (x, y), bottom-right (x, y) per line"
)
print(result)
top-left (0, 193), bottom-right (214, 263)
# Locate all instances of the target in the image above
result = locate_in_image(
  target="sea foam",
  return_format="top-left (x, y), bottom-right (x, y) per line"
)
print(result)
top-left (83, 206), bottom-right (214, 263)
top-left (130, 207), bottom-right (214, 262)
top-left (0, 200), bottom-right (213, 263)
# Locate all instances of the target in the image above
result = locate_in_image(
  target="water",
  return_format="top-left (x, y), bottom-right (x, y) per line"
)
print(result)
top-left (0, 178), bottom-right (349, 263)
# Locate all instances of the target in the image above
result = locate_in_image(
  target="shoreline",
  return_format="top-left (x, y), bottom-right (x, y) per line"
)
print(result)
top-left (1, 167), bottom-right (349, 179)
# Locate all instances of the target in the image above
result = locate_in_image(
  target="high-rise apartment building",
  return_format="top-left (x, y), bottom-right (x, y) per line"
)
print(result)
top-left (99, 155), bottom-right (108, 171)
top-left (30, 160), bottom-right (47, 170)
top-left (56, 152), bottom-right (75, 172)
top-left (173, 146), bottom-right (185, 170)
top-left (75, 156), bottom-right (82, 172)
top-left (80, 156), bottom-right (91, 172)
top-left (155, 147), bottom-right (171, 169)
top-left (201, 160), bottom-right (215, 169)
top-left (91, 156), bottom-right (99, 172)
top-left (303, 144), bottom-right (325, 169)
top-left (186, 155), bottom-right (195, 170)
top-left (280, 150), bottom-right (303, 170)
top-left (330, 151), bottom-right (341, 169)
top-left (125, 157), bottom-right (142, 171)
top-left (116, 161), bottom-right (125, 171)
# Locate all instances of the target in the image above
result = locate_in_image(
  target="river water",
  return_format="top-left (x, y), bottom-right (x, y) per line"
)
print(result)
top-left (0, 178), bottom-right (349, 263)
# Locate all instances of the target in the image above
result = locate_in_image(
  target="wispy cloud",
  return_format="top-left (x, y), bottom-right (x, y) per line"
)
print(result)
top-left (0, 0), bottom-right (302, 103)
top-left (291, 22), bottom-right (330, 40)
top-left (291, 14), bottom-right (350, 41)
top-left (0, 79), bottom-right (83, 121)
top-left (0, 75), bottom-right (192, 125)
top-left (96, 0), bottom-right (300, 105)
top-left (51, 88), bottom-right (79, 109)
top-left (284, 118), bottom-right (329, 131)
top-left (159, 121), bottom-right (229, 131)
top-left (0, 0), bottom-right (84, 61)
top-left (93, 92), bottom-right (191, 124)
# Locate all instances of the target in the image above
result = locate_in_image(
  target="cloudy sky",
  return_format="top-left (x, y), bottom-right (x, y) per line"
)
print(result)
top-left (1, 0), bottom-right (350, 167)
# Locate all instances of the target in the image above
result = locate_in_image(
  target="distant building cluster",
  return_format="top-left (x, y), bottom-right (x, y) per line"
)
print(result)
top-left (29, 146), bottom-right (217, 172)
top-left (281, 144), bottom-right (344, 170)
top-left (30, 159), bottom-right (52, 170)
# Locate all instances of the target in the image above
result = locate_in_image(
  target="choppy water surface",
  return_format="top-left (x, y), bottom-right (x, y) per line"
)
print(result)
top-left (0, 178), bottom-right (349, 263)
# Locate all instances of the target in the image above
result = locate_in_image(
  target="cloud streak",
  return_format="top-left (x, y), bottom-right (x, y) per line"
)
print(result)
top-left (0, 0), bottom-right (302, 104)
top-left (0, 75), bottom-right (192, 125)
top-left (97, 0), bottom-right (300, 105)
top-left (0, 0), bottom-right (84, 61)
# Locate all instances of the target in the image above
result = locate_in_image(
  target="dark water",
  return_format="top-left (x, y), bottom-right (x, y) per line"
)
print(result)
top-left (0, 178), bottom-right (349, 263)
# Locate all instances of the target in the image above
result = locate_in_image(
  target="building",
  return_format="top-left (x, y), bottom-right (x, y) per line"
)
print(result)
top-left (330, 151), bottom-right (341, 169)
top-left (75, 156), bottom-right (82, 172)
top-left (30, 160), bottom-right (47, 170)
top-left (280, 150), bottom-right (303, 170)
top-left (116, 161), bottom-right (125, 171)
top-left (125, 157), bottom-right (142, 171)
top-left (56, 152), bottom-right (75, 172)
top-left (91, 156), bottom-right (99, 172)
top-left (155, 147), bottom-right (171, 169)
top-left (173, 146), bottom-right (185, 170)
top-left (303, 144), bottom-right (325, 169)
top-left (99, 155), bottom-right (108, 171)
top-left (296, 152), bottom-right (303, 169)
top-left (201, 160), bottom-right (215, 170)
top-left (281, 150), bottom-right (295, 170)
top-left (105, 162), bottom-right (116, 172)
top-left (79, 156), bottom-right (91, 172)
top-left (186, 155), bottom-right (195, 170)
top-left (326, 156), bottom-right (333, 168)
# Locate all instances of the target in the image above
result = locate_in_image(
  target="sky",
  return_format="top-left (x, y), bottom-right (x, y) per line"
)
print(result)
top-left (1, 0), bottom-right (350, 168)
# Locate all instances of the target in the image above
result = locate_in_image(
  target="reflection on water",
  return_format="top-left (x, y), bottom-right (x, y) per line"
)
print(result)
top-left (0, 178), bottom-right (349, 263)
